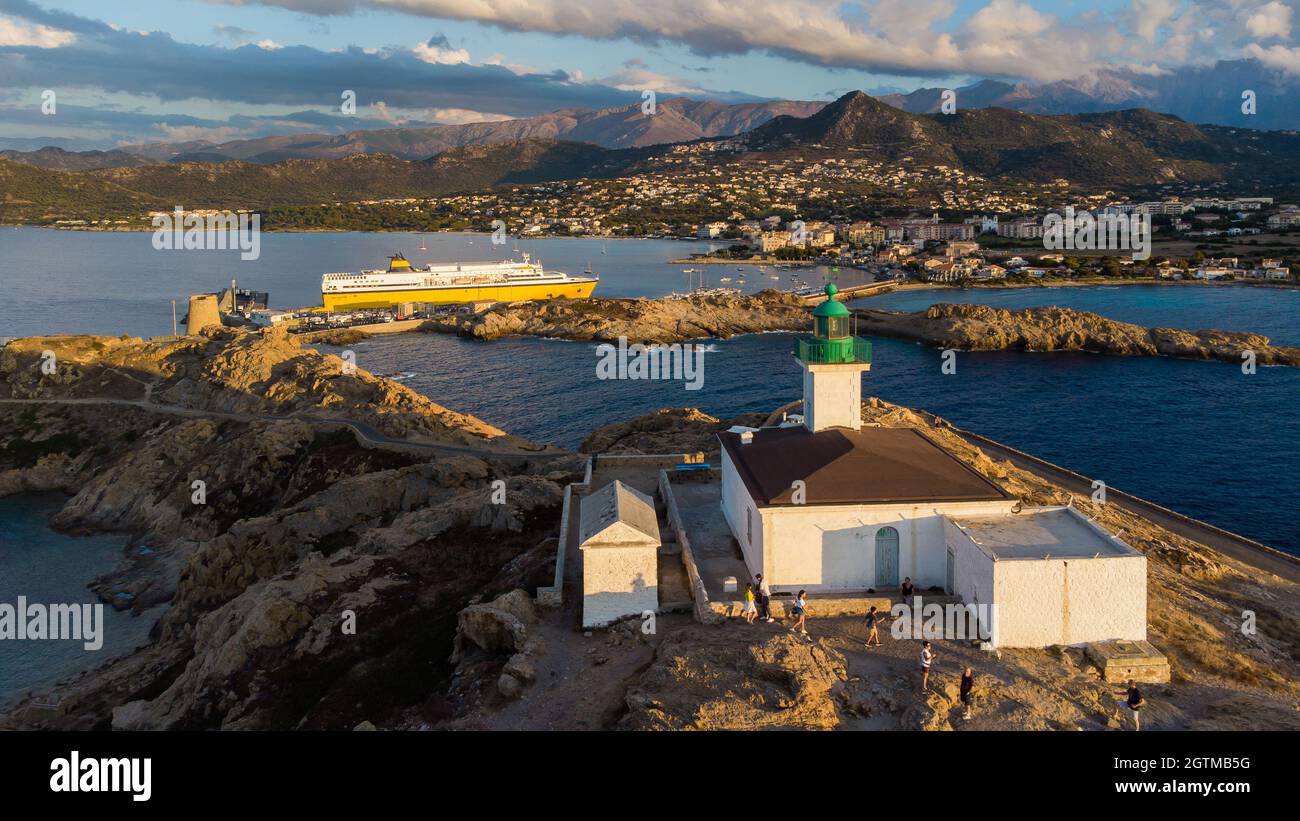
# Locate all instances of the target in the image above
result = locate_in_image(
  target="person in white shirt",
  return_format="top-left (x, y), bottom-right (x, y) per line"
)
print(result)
top-left (920, 641), bottom-right (936, 691)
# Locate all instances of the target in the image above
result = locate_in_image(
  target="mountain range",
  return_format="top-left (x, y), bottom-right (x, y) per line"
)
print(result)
top-left (5, 99), bottom-right (825, 169)
top-left (3, 90), bottom-right (1299, 223)
top-left (3, 59), bottom-right (1296, 175)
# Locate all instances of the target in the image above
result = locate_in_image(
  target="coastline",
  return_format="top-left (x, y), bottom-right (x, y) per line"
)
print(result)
top-left (860, 278), bottom-right (1300, 296)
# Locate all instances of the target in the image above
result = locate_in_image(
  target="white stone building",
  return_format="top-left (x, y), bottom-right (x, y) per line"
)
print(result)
top-left (579, 480), bottom-right (661, 629)
top-left (946, 507), bottom-right (1146, 647)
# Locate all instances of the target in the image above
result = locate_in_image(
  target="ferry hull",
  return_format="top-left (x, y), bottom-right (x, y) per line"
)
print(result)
top-left (322, 278), bottom-right (597, 311)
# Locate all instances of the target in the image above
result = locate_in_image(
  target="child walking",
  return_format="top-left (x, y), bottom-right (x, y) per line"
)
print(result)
top-left (790, 590), bottom-right (809, 639)
top-left (742, 583), bottom-right (757, 624)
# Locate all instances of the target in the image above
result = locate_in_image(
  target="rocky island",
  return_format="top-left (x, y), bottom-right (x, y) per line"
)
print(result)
top-left (422, 289), bottom-right (811, 344)
top-left (855, 303), bottom-right (1300, 367)
top-left (2, 326), bottom-right (1299, 732)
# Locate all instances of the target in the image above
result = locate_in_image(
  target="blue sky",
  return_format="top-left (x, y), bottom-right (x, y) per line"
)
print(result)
top-left (1, 0), bottom-right (1297, 149)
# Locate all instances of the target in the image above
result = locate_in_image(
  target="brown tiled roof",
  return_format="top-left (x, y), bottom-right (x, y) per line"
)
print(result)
top-left (718, 425), bottom-right (1011, 507)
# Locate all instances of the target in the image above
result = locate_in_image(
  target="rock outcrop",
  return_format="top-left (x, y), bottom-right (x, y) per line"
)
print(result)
top-left (424, 290), bottom-right (811, 344)
top-left (857, 303), bottom-right (1300, 366)
top-left (0, 326), bottom-right (541, 448)
top-left (578, 407), bottom-right (768, 455)
top-left (0, 328), bottom-right (580, 730)
top-left (621, 628), bottom-right (849, 730)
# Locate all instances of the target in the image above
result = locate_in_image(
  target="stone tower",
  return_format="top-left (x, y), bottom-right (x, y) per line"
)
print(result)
top-left (186, 293), bottom-right (221, 336)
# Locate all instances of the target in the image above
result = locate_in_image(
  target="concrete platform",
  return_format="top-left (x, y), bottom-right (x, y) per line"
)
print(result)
top-left (1085, 639), bottom-right (1171, 684)
top-left (950, 506), bottom-right (1137, 560)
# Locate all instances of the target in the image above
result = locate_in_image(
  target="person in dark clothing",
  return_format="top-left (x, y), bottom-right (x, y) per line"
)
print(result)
top-left (864, 606), bottom-right (884, 647)
top-left (900, 577), bottom-right (915, 607)
top-left (960, 667), bottom-right (975, 720)
top-left (754, 574), bottom-right (773, 622)
top-left (1124, 680), bottom-right (1145, 731)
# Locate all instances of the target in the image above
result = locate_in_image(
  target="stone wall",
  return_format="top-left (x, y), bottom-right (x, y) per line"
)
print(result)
top-left (536, 457), bottom-right (592, 607)
top-left (993, 556), bottom-right (1147, 647)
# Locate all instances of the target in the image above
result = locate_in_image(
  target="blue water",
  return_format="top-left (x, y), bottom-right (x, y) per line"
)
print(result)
top-left (0, 494), bottom-right (163, 708)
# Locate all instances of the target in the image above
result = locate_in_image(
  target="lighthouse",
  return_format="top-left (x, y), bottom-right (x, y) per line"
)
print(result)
top-left (793, 283), bottom-right (871, 432)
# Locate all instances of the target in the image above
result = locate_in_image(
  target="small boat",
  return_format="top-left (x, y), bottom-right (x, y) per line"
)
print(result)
top-left (601, 243), bottom-right (608, 254)
top-left (720, 277), bottom-right (733, 282)
top-left (419, 236), bottom-right (427, 251)
top-left (585, 262), bottom-right (594, 275)
top-left (769, 274), bottom-right (781, 280)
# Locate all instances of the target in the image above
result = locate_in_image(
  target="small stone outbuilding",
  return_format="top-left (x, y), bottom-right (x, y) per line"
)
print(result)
top-left (579, 480), bottom-right (661, 628)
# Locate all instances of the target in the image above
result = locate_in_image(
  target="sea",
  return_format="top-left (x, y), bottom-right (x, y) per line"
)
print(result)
top-left (0, 227), bottom-right (1297, 704)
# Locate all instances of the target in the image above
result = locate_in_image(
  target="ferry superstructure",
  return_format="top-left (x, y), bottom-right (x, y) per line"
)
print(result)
top-left (321, 253), bottom-right (597, 311)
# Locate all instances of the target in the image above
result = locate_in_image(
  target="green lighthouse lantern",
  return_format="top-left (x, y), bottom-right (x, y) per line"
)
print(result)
top-left (794, 283), bottom-right (870, 365)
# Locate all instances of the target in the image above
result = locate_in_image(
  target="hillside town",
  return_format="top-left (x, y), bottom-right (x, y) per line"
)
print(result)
top-left (224, 162), bottom-right (1300, 287)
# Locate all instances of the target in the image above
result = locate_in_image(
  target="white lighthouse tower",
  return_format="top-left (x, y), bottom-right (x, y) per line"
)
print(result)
top-left (794, 283), bottom-right (871, 432)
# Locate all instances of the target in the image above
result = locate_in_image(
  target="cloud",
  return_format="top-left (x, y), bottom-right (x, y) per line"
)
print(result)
top-left (1246, 1), bottom-right (1292, 40)
top-left (425, 106), bottom-right (514, 124)
top-left (0, 1), bottom-right (646, 119)
top-left (598, 65), bottom-right (714, 95)
top-left (412, 34), bottom-right (469, 64)
top-left (1244, 41), bottom-right (1300, 73)
top-left (213, 24), bottom-right (255, 42)
top-left (193, 0), bottom-right (1300, 82)
top-left (369, 100), bottom-right (403, 124)
top-left (0, 12), bottom-right (75, 47)
top-left (154, 123), bottom-right (251, 143)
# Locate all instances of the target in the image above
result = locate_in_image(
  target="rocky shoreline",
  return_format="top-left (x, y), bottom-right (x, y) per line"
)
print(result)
top-left (421, 289), bottom-right (811, 344)
top-left (856, 303), bottom-right (1300, 367)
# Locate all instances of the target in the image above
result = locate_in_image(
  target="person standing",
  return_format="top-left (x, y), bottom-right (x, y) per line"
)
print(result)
top-left (960, 667), bottom-right (975, 720)
top-left (790, 590), bottom-right (809, 639)
top-left (1124, 680), bottom-right (1145, 731)
top-left (920, 641), bottom-right (936, 691)
top-left (900, 576), bottom-right (915, 607)
top-left (755, 573), bottom-right (773, 623)
top-left (742, 583), bottom-right (757, 624)
top-left (864, 606), bottom-right (883, 648)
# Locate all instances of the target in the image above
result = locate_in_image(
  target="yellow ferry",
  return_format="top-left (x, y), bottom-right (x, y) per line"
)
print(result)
top-left (321, 253), bottom-right (598, 311)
